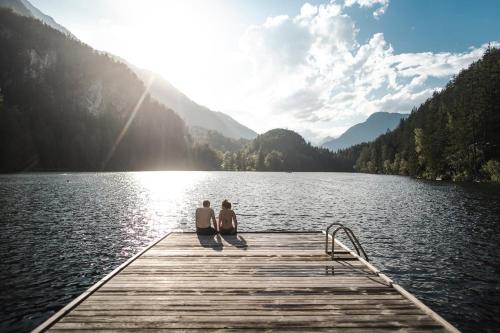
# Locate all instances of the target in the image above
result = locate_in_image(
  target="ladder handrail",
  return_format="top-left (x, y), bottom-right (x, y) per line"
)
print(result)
top-left (333, 226), bottom-right (360, 256)
top-left (335, 227), bottom-right (369, 261)
top-left (348, 227), bottom-right (368, 260)
top-left (325, 222), bottom-right (369, 261)
top-left (325, 222), bottom-right (345, 253)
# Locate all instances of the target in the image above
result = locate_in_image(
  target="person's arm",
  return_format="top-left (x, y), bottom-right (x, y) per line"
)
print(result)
top-left (218, 211), bottom-right (222, 230)
top-left (211, 209), bottom-right (218, 231)
top-left (195, 209), bottom-right (199, 228)
top-left (233, 211), bottom-right (238, 232)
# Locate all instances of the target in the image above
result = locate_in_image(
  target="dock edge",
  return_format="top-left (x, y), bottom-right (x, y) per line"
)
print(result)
top-left (31, 232), bottom-right (173, 333)
top-left (325, 231), bottom-right (461, 333)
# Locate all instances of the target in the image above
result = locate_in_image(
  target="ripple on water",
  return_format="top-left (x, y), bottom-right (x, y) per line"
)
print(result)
top-left (0, 172), bottom-right (499, 333)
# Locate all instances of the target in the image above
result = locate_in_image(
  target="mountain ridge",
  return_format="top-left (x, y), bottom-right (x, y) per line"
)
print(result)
top-left (0, 0), bottom-right (257, 141)
top-left (135, 67), bottom-right (258, 140)
top-left (0, 0), bottom-right (74, 37)
top-left (322, 112), bottom-right (408, 151)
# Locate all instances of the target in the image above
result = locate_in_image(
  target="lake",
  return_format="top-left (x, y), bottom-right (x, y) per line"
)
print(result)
top-left (0, 172), bottom-right (499, 333)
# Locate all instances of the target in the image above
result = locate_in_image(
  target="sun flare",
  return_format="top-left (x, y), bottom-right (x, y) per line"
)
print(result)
top-left (109, 0), bottom-right (235, 101)
top-left (133, 171), bottom-right (208, 233)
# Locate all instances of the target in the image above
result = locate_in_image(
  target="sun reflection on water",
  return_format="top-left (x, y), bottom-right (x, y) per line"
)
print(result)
top-left (131, 171), bottom-right (209, 236)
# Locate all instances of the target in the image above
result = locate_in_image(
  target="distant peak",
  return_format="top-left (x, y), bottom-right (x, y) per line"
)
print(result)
top-left (366, 111), bottom-right (408, 121)
top-left (321, 112), bottom-right (408, 152)
top-left (261, 128), bottom-right (304, 139)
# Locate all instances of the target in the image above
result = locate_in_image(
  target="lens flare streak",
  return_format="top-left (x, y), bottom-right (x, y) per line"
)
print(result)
top-left (102, 75), bottom-right (155, 169)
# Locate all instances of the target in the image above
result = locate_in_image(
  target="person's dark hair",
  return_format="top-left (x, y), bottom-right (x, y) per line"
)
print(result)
top-left (203, 200), bottom-right (210, 207)
top-left (222, 199), bottom-right (231, 209)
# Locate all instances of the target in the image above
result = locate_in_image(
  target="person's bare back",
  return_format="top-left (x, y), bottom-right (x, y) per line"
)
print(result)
top-left (219, 209), bottom-right (236, 229)
top-left (218, 200), bottom-right (237, 235)
top-left (195, 200), bottom-right (217, 235)
top-left (196, 207), bottom-right (215, 228)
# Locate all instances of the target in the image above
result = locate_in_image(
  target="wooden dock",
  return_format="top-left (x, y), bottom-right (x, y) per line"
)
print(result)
top-left (34, 232), bottom-right (460, 332)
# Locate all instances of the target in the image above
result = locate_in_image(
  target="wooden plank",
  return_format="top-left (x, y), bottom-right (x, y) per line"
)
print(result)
top-left (47, 327), bottom-right (447, 333)
top-left (330, 234), bottom-right (461, 333)
top-left (31, 232), bottom-right (173, 333)
top-left (52, 327), bottom-right (445, 332)
top-left (50, 320), bottom-right (445, 330)
top-left (32, 232), bottom-right (460, 333)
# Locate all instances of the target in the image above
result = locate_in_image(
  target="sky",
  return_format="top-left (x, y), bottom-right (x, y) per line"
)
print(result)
top-left (31, 0), bottom-right (500, 142)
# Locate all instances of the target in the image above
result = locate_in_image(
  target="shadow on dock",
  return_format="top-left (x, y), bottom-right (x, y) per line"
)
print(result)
top-left (196, 233), bottom-right (223, 251)
top-left (221, 234), bottom-right (247, 250)
top-left (196, 233), bottom-right (248, 250)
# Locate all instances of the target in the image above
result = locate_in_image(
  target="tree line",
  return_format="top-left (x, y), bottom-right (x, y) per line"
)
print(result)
top-left (351, 46), bottom-right (500, 182)
top-left (196, 128), bottom-right (355, 172)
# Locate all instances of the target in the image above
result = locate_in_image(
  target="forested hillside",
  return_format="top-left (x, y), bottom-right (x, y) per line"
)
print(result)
top-left (190, 127), bottom-right (249, 153)
top-left (219, 129), bottom-right (353, 171)
top-left (0, 0), bottom-right (73, 36)
top-left (353, 47), bottom-right (500, 182)
top-left (0, 9), bottom-right (218, 171)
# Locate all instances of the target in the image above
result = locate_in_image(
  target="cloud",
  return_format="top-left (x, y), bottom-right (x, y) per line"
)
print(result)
top-left (344, 0), bottom-right (389, 19)
top-left (234, 2), bottom-right (497, 142)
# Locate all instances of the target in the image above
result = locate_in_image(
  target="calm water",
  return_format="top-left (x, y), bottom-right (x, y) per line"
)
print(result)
top-left (0, 172), bottom-right (499, 333)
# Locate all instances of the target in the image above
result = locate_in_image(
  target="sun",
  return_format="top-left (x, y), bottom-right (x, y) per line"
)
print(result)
top-left (112, 0), bottom-right (231, 100)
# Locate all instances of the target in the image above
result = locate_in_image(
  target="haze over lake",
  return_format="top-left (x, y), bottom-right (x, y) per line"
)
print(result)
top-left (1, 172), bottom-right (499, 333)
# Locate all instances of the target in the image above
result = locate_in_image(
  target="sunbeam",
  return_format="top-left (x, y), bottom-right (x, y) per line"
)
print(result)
top-left (102, 75), bottom-right (156, 169)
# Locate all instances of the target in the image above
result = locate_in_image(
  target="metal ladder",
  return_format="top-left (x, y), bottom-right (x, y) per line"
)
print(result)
top-left (325, 222), bottom-right (369, 261)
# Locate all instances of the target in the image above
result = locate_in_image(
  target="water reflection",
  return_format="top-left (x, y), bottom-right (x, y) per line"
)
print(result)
top-left (132, 171), bottom-right (209, 237)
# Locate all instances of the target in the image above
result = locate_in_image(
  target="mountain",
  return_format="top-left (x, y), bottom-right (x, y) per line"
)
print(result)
top-left (133, 67), bottom-right (258, 140)
top-left (322, 112), bottom-right (408, 151)
top-left (0, 9), bottom-right (226, 171)
top-left (350, 47), bottom-right (500, 182)
top-left (190, 126), bottom-right (249, 153)
top-left (0, 0), bottom-right (74, 37)
top-left (319, 136), bottom-right (334, 146)
top-left (219, 128), bottom-right (353, 171)
top-left (1, 0), bottom-right (257, 141)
